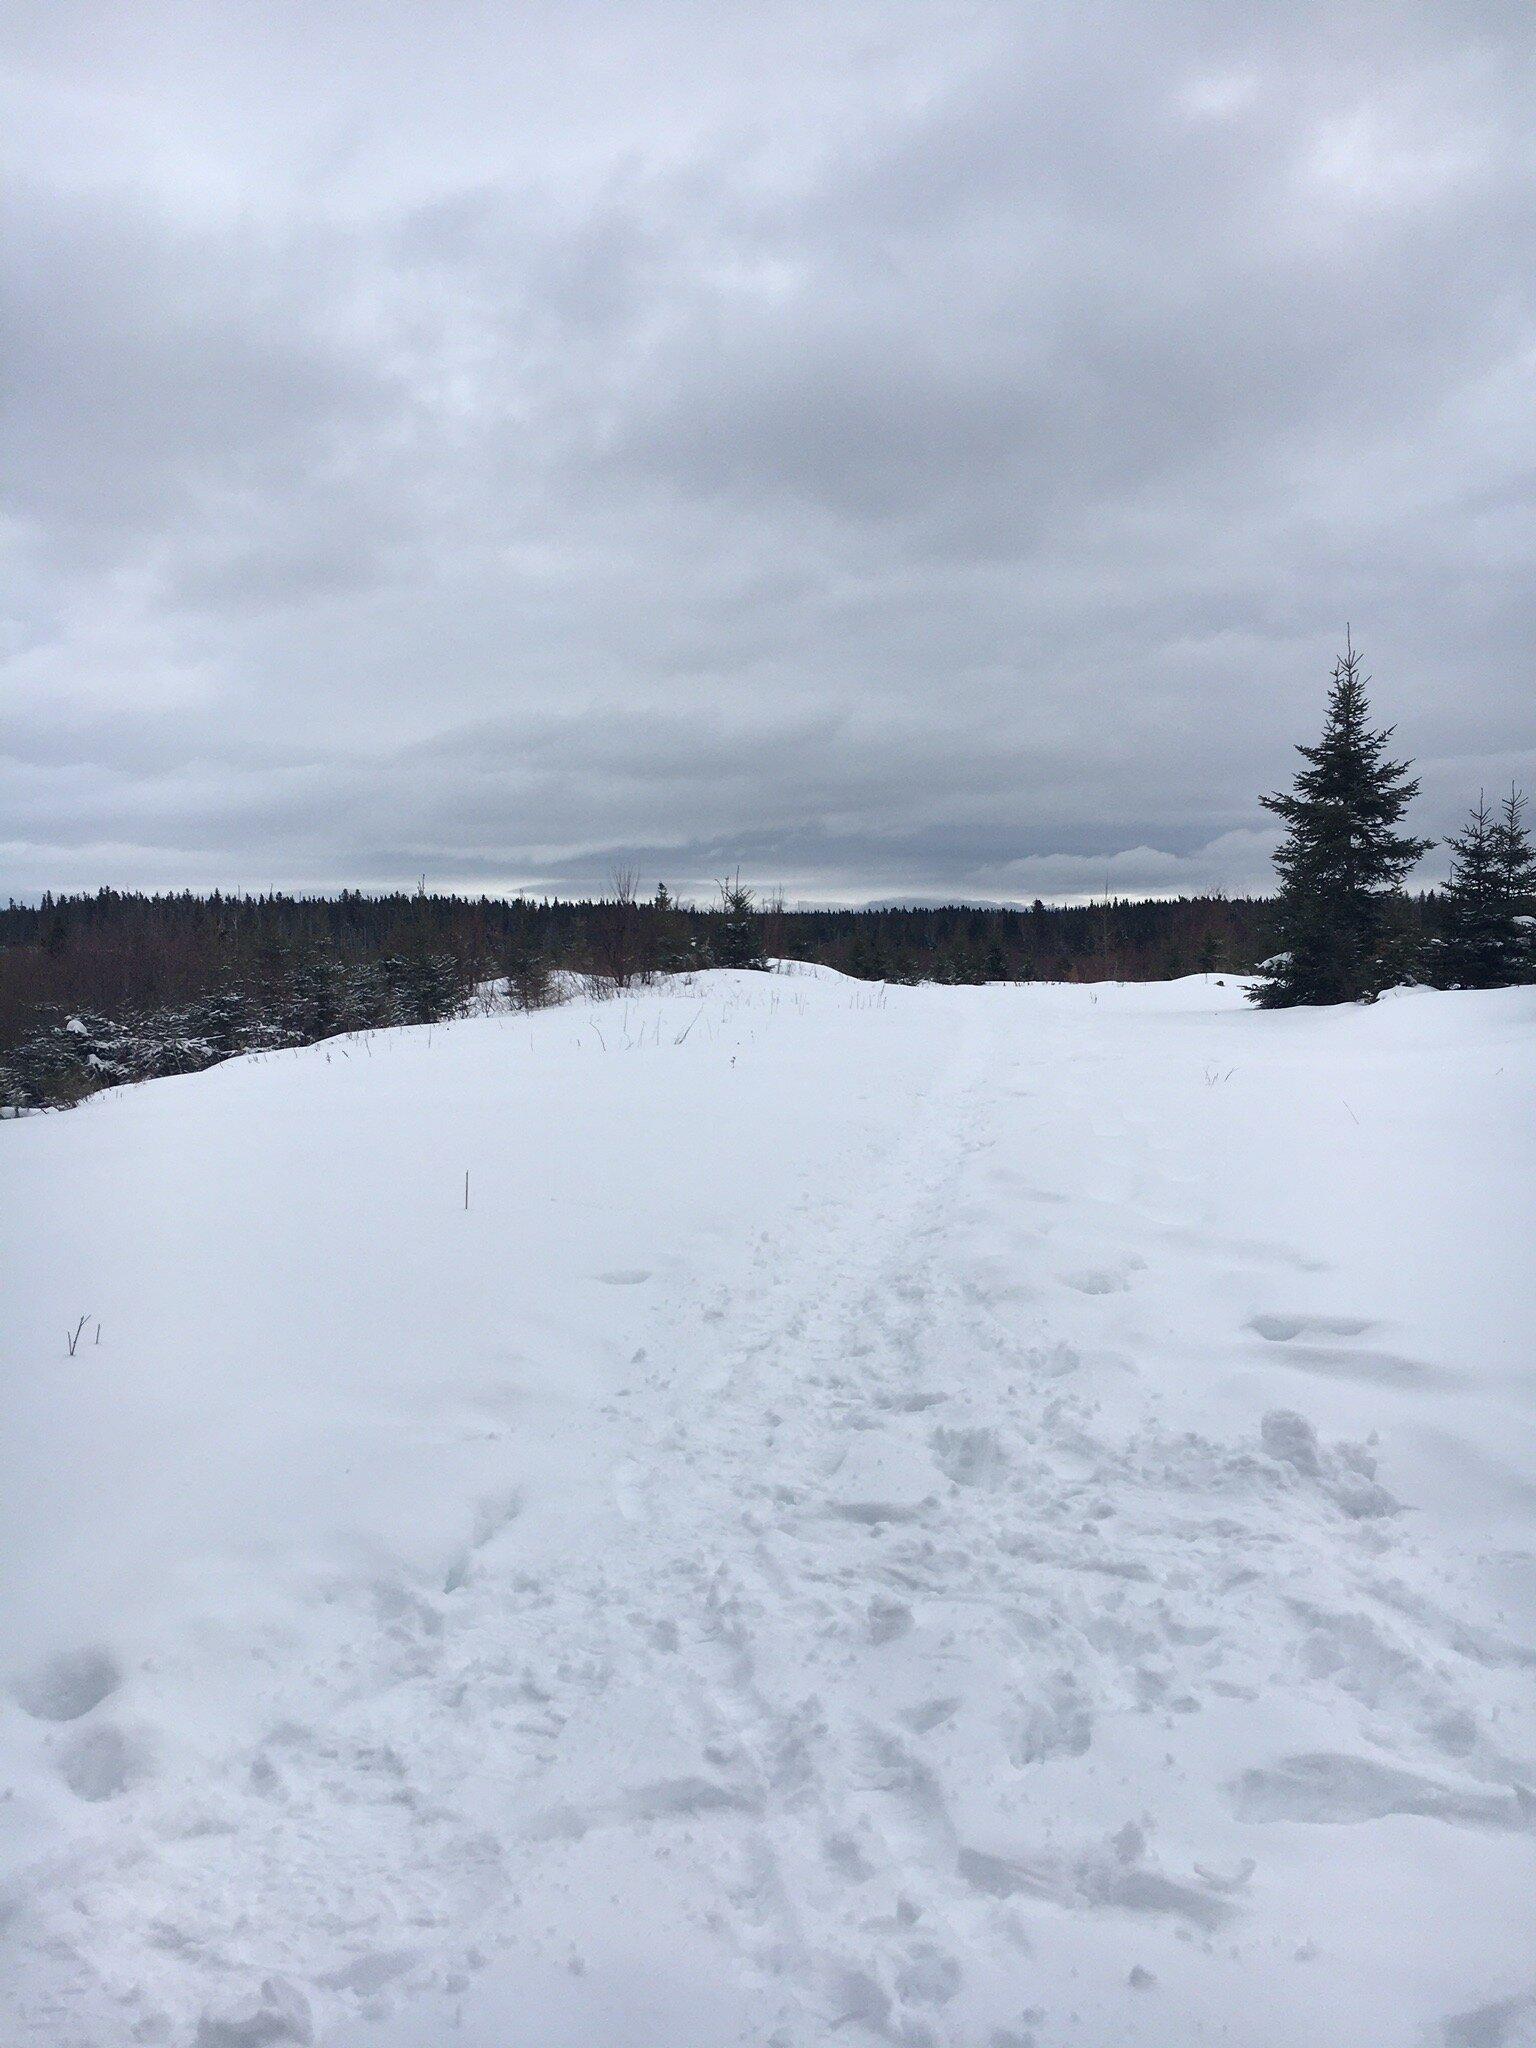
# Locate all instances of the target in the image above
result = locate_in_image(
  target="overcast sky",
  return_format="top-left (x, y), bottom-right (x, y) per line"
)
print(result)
top-left (4, 2), bottom-right (1534, 904)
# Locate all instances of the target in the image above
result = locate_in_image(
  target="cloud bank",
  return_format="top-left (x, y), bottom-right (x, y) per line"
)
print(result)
top-left (4, 1), bottom-right (1534, 900)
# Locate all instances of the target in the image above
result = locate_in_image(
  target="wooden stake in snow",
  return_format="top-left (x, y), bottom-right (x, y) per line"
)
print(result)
top-left (464, 1169), bottom-right (470, 1211)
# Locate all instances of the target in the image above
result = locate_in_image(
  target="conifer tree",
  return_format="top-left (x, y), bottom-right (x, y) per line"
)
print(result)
top-left (1438, 794), bottom-right (1511, 989)
top-left (648, 882), bottom-right (689, 973)
top-left (1491, 785), bottom-right (1535, 982)
top-left (1492, 786), bottom-right (1536, 908)
top-left (1254, 637), bottom-right (1432, 1007)
top-left (712, 873), bottom-right (766, 969)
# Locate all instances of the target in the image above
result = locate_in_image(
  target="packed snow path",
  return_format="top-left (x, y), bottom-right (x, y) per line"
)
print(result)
top-left (3, 971), bottom-right (1534, 2047)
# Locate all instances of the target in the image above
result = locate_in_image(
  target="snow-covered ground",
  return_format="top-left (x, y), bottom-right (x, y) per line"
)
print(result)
top-left (2, 968), bottom-right (1533, 2048)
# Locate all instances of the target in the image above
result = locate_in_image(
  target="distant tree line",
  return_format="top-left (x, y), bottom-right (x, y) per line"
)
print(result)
top-left (0, 881), bottom-right (1283, 1111)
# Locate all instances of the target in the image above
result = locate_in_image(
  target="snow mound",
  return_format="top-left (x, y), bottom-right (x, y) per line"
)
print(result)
top-left (2, 974), bottom-right (1533, 2047)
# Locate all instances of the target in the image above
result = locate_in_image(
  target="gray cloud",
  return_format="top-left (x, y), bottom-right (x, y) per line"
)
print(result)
top-left (3, 0), bottom-right (1534, 903)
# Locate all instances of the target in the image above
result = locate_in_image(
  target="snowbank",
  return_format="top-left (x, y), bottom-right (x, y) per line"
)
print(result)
top-left (2, 973), bottom-right (1532, 2046)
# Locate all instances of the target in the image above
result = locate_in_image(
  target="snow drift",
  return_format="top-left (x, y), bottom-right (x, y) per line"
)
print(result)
top-left (2, 970), bottom-right (1533, 2047)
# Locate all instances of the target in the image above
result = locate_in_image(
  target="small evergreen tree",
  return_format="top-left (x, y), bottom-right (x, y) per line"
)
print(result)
top-left (711, 874), bottom-right (766, 969)
top-left (501, 932), bottom-right (552, 1011)
top-left (647, 883), bottom-right (689, 973)
top-left (1254, 637), bottom-right (1432, 1007)
top-left (286, 945), bottom-right (346, 1040)
top-left (1437, 793), bottom-right (1522, 988)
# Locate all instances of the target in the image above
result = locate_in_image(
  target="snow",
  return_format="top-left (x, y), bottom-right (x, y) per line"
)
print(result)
top-left (2, 968), bottom-right (1533, 2048)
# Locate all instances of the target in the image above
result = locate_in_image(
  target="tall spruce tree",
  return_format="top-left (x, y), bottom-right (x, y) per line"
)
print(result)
top-left (1492, 785), bottom-right (1536, 899)
top-left (1254, 637), bottom-right (1432, 1007)
top-left (1438, 794), bottom-right (1512, 988)
top-left (1492, 785), bottom-right (1536, 981)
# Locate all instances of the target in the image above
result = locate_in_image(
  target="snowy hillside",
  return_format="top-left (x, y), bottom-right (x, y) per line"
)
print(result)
top-left (2, 969), bottom-right (1533, 2048)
